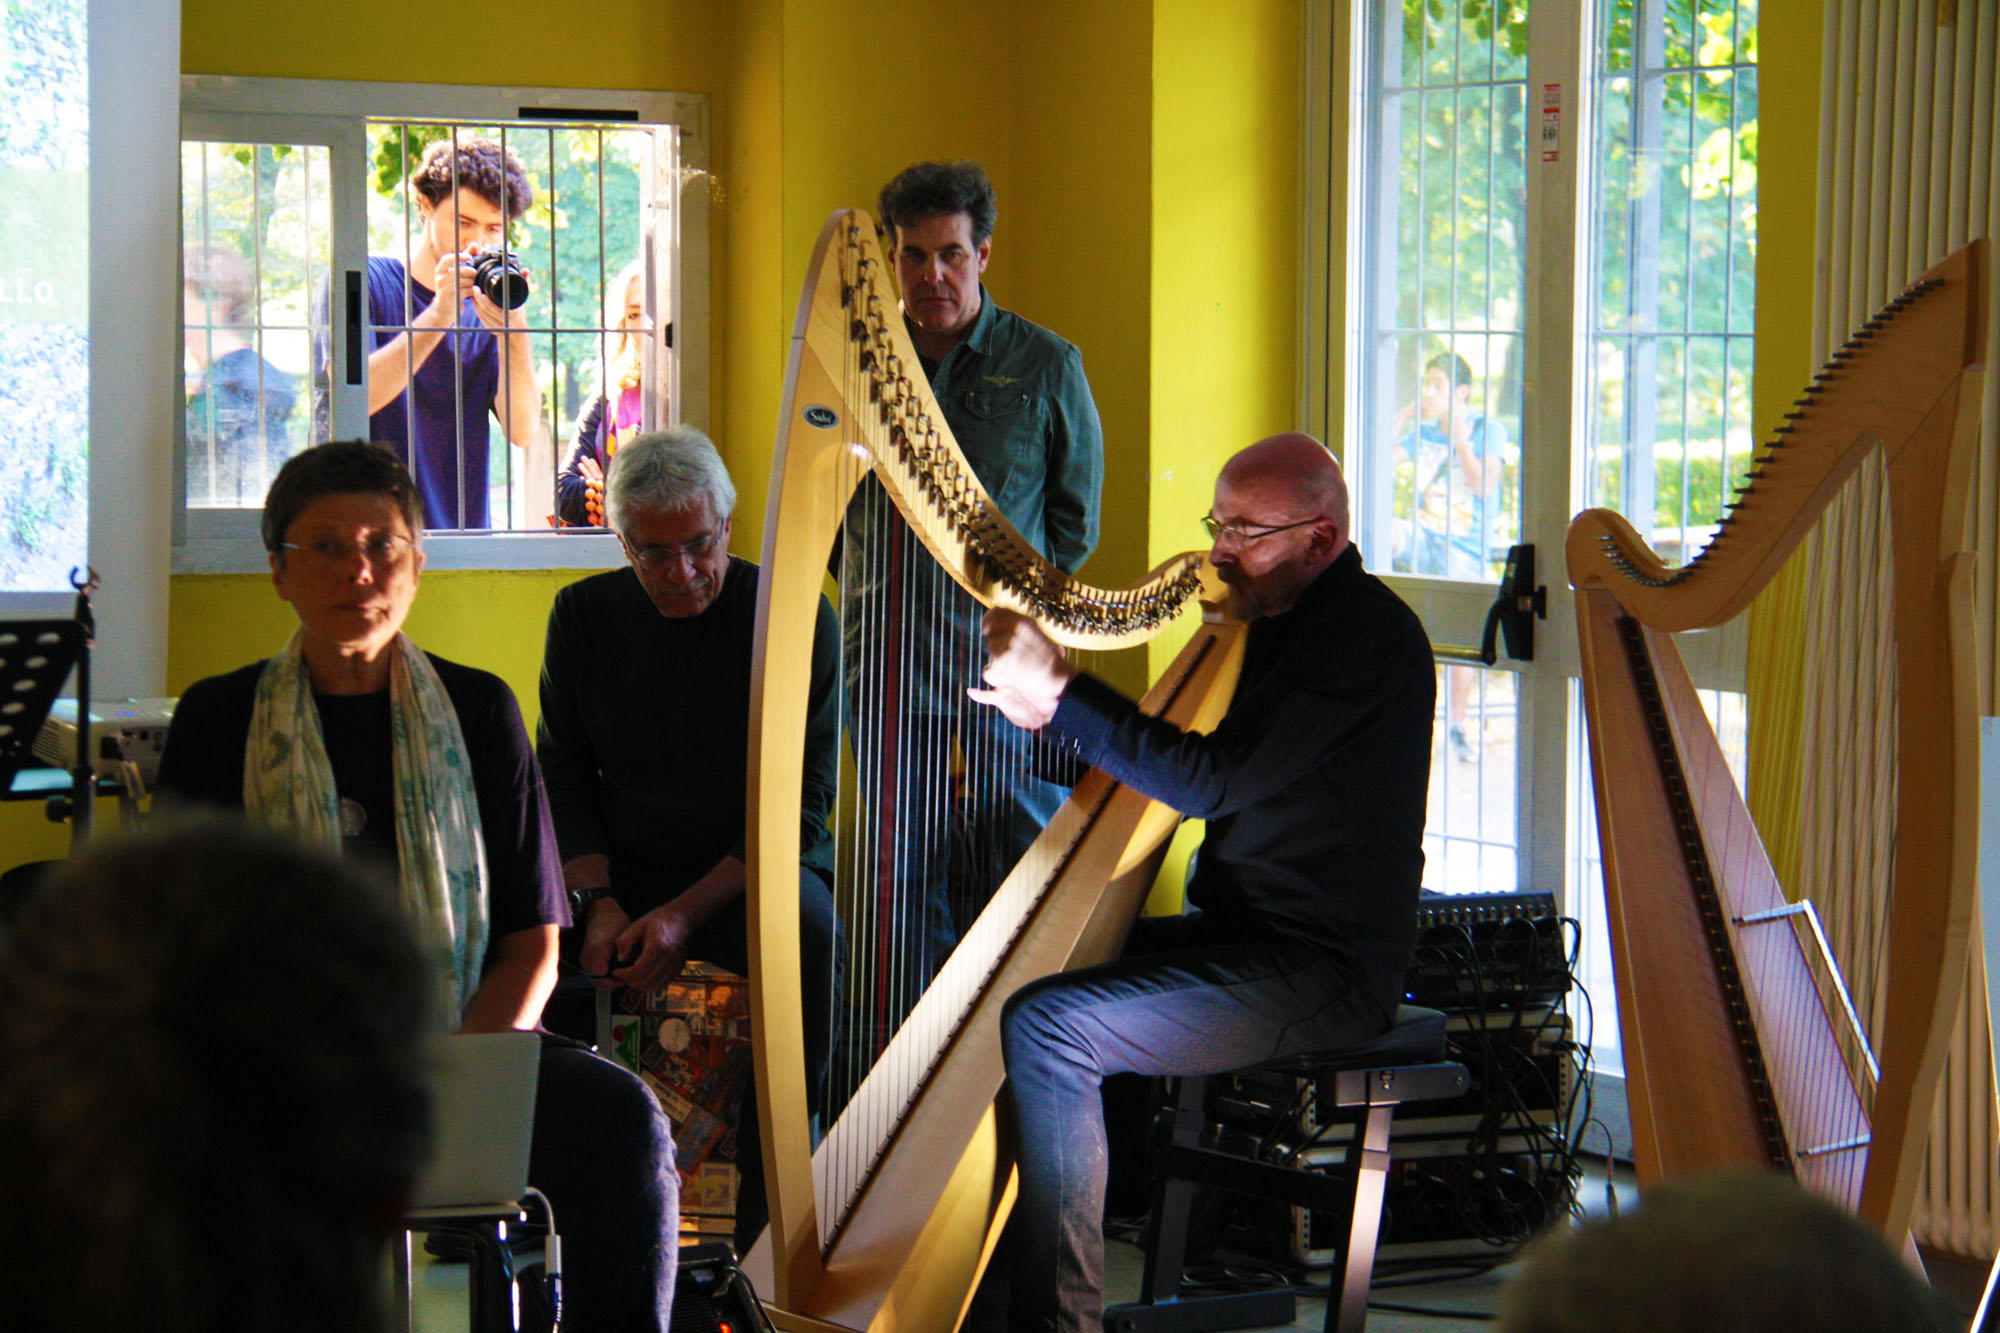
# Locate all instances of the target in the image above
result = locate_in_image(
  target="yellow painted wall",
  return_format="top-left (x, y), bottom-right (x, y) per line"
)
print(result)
top-left (744, 0), bottom-right (1016, 562)
top-left (180, 0), bottom-right (733, 100)
top-left (2, 1), bottom-right (1193, 875)
top-left (1746, 0), bottom-right (1823, 462)
top-left (1743, 0), bottom-right (1823, 897)
top-left (1148, 0), bottom-right (1304, 684)
top-left (1008, 0), bottom-right (1155, 601)
top-left (716, 0), bottom-right (784, 555)
top-left (165, 569), bottom-right (588, 726)
top-left (1142, 0), bottom-right (1305, 909)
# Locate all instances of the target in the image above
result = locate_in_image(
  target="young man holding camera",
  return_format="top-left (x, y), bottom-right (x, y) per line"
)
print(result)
top-left (346, 136), bottom-right (544, 529)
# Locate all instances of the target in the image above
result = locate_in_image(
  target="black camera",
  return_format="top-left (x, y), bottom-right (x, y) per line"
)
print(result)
top-left (468, 249), bottom-right (530, 310)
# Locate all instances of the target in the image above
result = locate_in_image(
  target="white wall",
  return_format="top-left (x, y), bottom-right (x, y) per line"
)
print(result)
top-left (85, 0), bottom-right (179, 697)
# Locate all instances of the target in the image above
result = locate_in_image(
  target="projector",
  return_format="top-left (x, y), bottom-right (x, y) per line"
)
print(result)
top-left (33, 698), bottom-right (178, 787)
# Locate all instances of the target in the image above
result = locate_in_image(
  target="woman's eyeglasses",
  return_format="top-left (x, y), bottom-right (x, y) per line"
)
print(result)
top-left (276, 533), bottom-right (415, 569)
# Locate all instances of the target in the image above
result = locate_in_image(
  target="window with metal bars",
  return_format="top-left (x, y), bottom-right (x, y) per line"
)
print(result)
top-left (175, 78), bottom-right (706, 572)
top-left (1344, 0), bottom-right (1755, 905)
top-left (1587, 0), bottom-right (1758, 557)
top-left (1352, 0), bottom-right (1528, 589)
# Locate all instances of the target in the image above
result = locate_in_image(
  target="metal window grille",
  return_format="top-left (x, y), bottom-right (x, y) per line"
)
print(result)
top-left (363, 118), bottom-right (669, 532)
top-left (180, 141), bottom-right (331, 508)
top-left (179, 113), bottom-right (674, 535)
top-left (1357, 1), bottom-right (1531, 892)
top-left (1585, 0), bottom-right (1758, 556)
top-left (1355, 0), bottom-right (1528, 585)
top-left (1354, 0), bottom-right (1755, 916)
top-left (1427, 663), bottom-right (1522, 893)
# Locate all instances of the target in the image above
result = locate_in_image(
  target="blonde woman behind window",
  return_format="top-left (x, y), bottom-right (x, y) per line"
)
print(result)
top-left (555, 260), bottom-right (654, 527)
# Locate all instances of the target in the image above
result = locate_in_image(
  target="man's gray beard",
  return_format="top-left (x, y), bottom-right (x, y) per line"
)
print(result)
top-left (1225, 584), bottom-right (1267, 620)
top-left (1224, 561), bottom-right (1311, 621)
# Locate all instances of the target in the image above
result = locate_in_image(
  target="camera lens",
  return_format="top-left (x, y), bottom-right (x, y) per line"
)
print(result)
top-left (472, 252), bottom-right (530, 310)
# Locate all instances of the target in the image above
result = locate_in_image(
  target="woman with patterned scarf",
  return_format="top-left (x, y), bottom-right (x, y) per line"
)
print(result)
top-left (157, 441), bottom-right (678, 1331)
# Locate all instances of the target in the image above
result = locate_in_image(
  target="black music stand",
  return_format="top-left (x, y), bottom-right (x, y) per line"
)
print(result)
top-left (0, 620), bottom-right (86, 794)
top-left (2, 570), bottom-right (99, 852)
top-left (64, 568), bottom-right (100, 844)
top-left (0, 617), bottom-right (89, 872)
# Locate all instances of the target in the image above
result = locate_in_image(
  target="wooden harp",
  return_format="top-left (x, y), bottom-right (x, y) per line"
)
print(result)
top-left (740, 209), bottom-right (1243, 1330)
top-left (1570, 240), bottom-right (1988, 1238)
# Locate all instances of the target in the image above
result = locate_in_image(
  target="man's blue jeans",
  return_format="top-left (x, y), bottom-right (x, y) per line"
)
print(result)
top-left (999, 914), bottom-right (1392, 1333)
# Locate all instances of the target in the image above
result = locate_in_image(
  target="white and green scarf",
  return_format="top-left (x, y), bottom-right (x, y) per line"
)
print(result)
top-left (244, 630), bottom-right (489, 1024)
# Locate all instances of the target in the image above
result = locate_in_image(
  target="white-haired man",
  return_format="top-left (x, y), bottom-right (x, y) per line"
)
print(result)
top-left (535, 425), bottom-right (842, 1254)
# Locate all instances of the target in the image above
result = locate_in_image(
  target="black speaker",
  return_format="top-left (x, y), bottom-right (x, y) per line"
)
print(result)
top-left (670, 1242), bottom-right (769, 1333)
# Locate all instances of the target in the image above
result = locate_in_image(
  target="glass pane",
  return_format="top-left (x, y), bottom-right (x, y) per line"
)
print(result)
top-left (1585, 0), bottom-right (1758, 557)
top-left (352, 121), bottom-right (661, 532)
top-left (1569, 707), bottom-right (1615, 1073)
top-left (1425, 662), bottom-right (1519, 893)
top-left (0, 0), bottom-right (89, 591)
top-left (1356, 0), bottom-right (1526, 583)
top-left (182, 142), bottom-right (331, 508)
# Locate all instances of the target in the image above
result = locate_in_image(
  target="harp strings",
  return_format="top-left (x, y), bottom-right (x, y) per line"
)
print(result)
top-left (1706, 448), bottom-right (1897, 1202)
top-left (1797, 454), bottom-right (1898, 1070)
top-left (792, 214), bottom-right (1180, 1249)
top-left (1571, 243), bottom-right (1984, 1236)
top-left (813, 224), bottom-right (1070, 1241)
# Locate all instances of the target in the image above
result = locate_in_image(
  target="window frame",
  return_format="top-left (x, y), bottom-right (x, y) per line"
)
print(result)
top-left (1304, 0), bottom-right (1758, 1118)
top-left (173, 75), bottom-right (710, 573)
top-left (1304, 1), bottom-right (1749, 900)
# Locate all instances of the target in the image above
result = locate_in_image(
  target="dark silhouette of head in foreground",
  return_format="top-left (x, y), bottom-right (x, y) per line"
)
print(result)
top-left (0, 817), bottom-right (435, 1333)
top-left (1498, 1169), bottom-right (1958, 1333)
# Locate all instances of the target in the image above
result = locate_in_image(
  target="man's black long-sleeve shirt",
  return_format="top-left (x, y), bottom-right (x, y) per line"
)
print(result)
top-left (536, 557), bottom-right (840, 913)
top-left (1049, 544), bottom-right (1434, 1010)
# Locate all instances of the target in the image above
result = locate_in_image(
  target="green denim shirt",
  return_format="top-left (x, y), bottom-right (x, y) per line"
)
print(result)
top-left (916, 287), bottom-right (1103, 572)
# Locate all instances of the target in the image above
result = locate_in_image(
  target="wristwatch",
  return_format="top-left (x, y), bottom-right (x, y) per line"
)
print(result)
top-left (568, 884), bottom-right (613, 918)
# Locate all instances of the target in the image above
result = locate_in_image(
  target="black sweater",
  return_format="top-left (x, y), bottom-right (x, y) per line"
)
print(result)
top-left (535, 557), bottom-right (840, 913)
top-left (1049, 545), bottom-right (1434, 1010)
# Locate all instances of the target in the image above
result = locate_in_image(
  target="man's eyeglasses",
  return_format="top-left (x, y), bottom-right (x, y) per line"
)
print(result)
top-left (624, 531), bottom-right (722, 568)
top-left (277, 533), bottom-right (415, 569)
top-left (1199, 514), bottom-right (1318, 545)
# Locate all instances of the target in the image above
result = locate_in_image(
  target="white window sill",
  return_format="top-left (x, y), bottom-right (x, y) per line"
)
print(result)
top-left (174, 524), bottom-right (623, 574)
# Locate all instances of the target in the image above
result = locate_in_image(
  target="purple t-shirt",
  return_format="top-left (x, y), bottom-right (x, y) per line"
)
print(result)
top-left (366, 255), bottom-right (500, 529)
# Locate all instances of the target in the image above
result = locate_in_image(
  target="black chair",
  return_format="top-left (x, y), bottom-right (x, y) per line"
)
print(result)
top-left (1104, 1005), bottom-right (1470, 1333)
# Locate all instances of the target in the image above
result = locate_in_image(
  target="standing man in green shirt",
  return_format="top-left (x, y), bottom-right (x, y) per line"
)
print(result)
top-left (843, 159), bottom-right (1105, 1041)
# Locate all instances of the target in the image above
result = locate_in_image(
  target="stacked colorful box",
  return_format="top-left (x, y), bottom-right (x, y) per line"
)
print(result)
top-left (605, 963), bottom-right (752, 1227)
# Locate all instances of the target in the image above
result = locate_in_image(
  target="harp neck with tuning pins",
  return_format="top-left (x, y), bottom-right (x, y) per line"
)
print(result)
top-left (740, 209), bottom-right (1242, 1331)
top-left (1570, 240), bottom-right (1989, 1238)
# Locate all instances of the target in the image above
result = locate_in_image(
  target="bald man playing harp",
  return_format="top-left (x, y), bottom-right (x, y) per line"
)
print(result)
top-left (972, 434), bottom-right (1435, 1333)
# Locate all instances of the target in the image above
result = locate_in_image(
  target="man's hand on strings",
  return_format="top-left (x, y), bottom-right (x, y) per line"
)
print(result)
top-left (969, 608), bottom-right (1075, 731)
